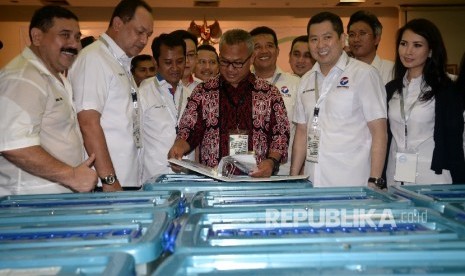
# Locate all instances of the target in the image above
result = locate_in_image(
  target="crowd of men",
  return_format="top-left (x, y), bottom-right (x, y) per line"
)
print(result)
top-left (1, 0), bottom-right (463, 196)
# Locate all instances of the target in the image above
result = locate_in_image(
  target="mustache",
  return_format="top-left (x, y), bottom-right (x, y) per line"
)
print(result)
top-left (61, 47), bottom-right (78, 55)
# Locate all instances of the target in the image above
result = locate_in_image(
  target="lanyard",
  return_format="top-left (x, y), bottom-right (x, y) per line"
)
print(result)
top-left (312, 58), bottom-right (349, 124)
top-left (99, 37), bottom-right (139, 107)
top-left (99, 36), bottom-right (141, 148)
top-left (154, 78), bottom-right (185, 125)
top-left (399, 85), bottom-right (421, 149)
top-left (271, 72), bottom-right (281, 86)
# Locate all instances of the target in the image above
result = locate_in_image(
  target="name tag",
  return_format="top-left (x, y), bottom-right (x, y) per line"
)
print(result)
top-left (229, 130), bottom-right (248, 156)
top-left (306, 128), bottom-right (320, 163)
top-left (394, 152), bottom-right (418, 183)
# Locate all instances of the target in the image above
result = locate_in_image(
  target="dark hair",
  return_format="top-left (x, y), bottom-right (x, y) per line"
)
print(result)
top-left (393, 18), bottom-right (449, 102)
top-left (307, 12), bottom-right (344, 37)
top-left (347, 10), bottom-right (383, 37)
top-left (170, 29), bottom-right (198, 48)
top-left (289, 35), bottom-right (308, 55)
top-left (249, 26), bottom-right (278, 47)
top-left (151, 33), bottom-right (186, 62)
top-left (80, 36), bottom-right (95, 48)
top-left (197, 44), bottom-right (219, 61)
top-left (109, 0), bottom-right (152, 28)
top-left (29, 5), bottom-right (78, 41)
top-left (131, 54), bottom-right (153, 73)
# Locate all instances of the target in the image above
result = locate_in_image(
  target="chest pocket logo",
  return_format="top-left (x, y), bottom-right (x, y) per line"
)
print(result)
top-left (337, 76), bottom-right (349, 89)
top-left (280, 86), bottom-right (291, 97)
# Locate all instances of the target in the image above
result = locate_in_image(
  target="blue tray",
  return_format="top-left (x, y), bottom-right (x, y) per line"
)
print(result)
top-left (163, 207), bottom-right (465, 254)
top-left (143, 174), bottom-right (312, 201)
top-left (189, 187), bottom-right (411, 214)
top-left (0, 252), bottom-right (135, 276)
top-left (0, 210), bottom-right (169, 275)
top-left (0, 190), bottom-right (186, 218)
top-left (390, 185), bottom-right (465, 224)
top-left (153, 249), bottom-right (465, 275)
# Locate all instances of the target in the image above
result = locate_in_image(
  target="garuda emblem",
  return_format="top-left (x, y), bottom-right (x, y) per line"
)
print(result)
top-left (188, 18), bottom-right (222, 45)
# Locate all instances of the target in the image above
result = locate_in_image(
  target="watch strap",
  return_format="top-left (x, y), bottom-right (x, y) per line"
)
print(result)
top-left (267, 156), bottom-right (280, 175)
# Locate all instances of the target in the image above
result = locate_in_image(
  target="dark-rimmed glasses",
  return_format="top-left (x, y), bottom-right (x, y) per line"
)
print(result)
top-left (219, 53), bottom-right (252, 69)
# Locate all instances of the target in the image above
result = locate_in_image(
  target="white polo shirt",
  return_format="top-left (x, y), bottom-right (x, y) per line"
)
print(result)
top-left (293, 52), bottom-right (387, 187)
top-left (139, 75), bottom-right (191, 183)
top-left (259, 67), bottom-right (300, 175)
top-left (69, 33), bottom-right (140, 187)
top-left (371, 55), bottom-right (394, 85)
top-left (0, 47), bottom-right (84, 195)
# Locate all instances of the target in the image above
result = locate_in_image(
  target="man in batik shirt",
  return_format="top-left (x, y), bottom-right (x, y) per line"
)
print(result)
top-left (168, 29), bottom-right (290, 177)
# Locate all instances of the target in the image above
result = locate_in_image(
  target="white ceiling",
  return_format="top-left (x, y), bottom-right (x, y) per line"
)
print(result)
top-left (2, 0), bottom-right (465, 8)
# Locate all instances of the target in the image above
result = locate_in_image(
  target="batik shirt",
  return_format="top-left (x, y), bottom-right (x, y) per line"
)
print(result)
top-left (177, 72), bottom-right (290, 168)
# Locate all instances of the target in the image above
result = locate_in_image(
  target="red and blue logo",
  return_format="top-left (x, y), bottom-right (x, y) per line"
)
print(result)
top-left (339, 77), bottom-right (349, 86)
top-left (281, 86), bottom-right (290, 96)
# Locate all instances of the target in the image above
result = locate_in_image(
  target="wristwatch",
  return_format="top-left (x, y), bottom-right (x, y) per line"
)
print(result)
top-left (100, 174), bottom-right (117, 185)
top-left (267, 157), bottom-right (280, 175)
top-left (368, 177), bottom-right (386, 189)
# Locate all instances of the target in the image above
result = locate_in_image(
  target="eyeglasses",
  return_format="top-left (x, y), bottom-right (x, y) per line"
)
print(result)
top-left (348, 31), bottom-right (373, 40)
top-left (219, 53), bottom-right (252, 69)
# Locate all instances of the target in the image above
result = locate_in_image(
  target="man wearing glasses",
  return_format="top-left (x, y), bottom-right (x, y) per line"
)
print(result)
top-left (347, 10), bottom-right (394, 85)
top-left (168, 29), bottom-right (290, 177)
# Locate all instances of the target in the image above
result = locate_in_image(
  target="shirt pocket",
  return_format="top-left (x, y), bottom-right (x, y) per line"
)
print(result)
top-left (325, 87), bottom-right (355, 119)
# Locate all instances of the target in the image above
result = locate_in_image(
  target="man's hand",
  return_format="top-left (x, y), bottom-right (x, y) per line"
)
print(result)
top-left (167, 139), bottom-right (191, 173)
top-left (69, 153), bottom-right (98, 192)
top-left (249, 159), bottom-right (274, 178)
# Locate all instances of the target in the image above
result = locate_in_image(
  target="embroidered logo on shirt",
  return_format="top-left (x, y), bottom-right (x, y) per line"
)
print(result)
top-left (337, 76), bottom-right (349, 88)
top-left (302, 88), bottom-right (314, 94)
top-left (280, 86), bottom-right (291, 97)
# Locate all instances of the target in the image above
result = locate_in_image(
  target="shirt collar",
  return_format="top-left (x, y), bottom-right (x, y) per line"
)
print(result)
top-left (371, 54), bottom-right (382, 69)
top-left (220, 72), bottom-right (255, 89)
top-left (100, 33), bottom-right (131, 65)
top-left (22, 47), bottom-right (65, 83)
top-left (155, 73), bottom-right (182, 90)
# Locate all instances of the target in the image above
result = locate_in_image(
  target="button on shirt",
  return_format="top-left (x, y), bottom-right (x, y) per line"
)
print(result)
top-left (293, 52), bottom-right (387, 187)
top-left (68, 33), bottom-right (140, 187)
top-left (139, 75), bottom-right (191, 183)
top-left (0, 47), bottom-right (84, 195)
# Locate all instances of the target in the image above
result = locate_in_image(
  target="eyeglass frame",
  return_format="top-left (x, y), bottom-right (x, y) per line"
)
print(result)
top-left (218, 53), bottom-right (253, 69)
top-left (347, 31), bottom-right (374, 40)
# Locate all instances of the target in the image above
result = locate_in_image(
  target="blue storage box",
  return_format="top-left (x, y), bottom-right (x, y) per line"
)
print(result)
top-left (0, 252), bottom-right (135, 276)
top-left (143, 174), bottom-right (312, 201)
top-left (390, 185), bottom-right (465, 224)
top-left (0, 210), bottom-right (169, 275)
top-left (189, 187), bottom-right (411, 214)
top-left (153, 249), bottom-right (465, 275)
top-left (164, 207), bottom-right (465, 254)
top-left (0, 190), bottom-right (186, 218)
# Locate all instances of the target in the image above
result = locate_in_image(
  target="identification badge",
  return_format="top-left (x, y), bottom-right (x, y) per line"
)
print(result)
top-left (133, 104), bottom-right (142, 148)
top-left (394, 151), bottom-right (418, 183)
top-left (229, 129), bottom-right (248, 156)
top-left (306, 127), bottom-right (320, 163)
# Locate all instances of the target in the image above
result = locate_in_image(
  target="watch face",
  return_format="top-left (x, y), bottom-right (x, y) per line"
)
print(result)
top-left (103, 175), bottom-right (116, 185)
